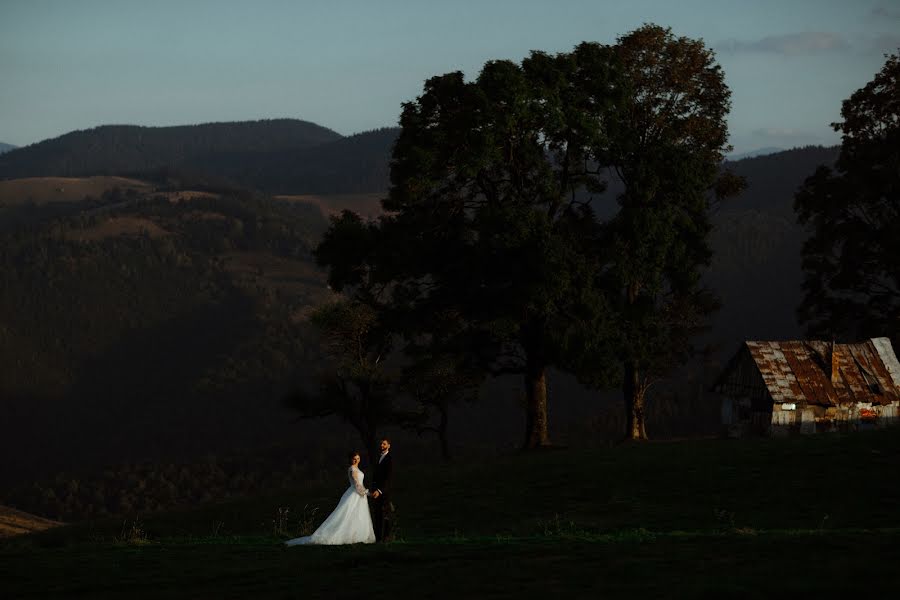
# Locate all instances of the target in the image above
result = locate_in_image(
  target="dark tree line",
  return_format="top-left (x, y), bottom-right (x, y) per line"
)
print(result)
top-left (0, 187), bottom-right (340, 489)
top-left (0, 120), bottom-right (341, 179)
top-left (0, 121), bottom-right (396, 195)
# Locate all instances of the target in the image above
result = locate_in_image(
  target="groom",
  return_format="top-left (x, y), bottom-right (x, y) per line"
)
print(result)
top-left (368, 437), bottom-right (394, 542)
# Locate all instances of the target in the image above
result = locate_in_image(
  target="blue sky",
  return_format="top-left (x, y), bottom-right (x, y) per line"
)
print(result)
top-left (1, 0), bottom-right (898, 154)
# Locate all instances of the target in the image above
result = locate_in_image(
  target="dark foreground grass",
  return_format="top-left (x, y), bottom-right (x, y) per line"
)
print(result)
top-left (3, 430), bottom-right (900, 598)
top-left (3, 530), bottom-right (899, 598)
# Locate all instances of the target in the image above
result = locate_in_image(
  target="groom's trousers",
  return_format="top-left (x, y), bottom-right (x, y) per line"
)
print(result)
top-left (371, 496), bottom-right (393, 542)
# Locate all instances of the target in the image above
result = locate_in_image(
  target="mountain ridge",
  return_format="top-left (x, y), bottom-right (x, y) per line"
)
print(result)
top-left (0, 119), bottom-right (344, 181)
top-left (726, 146), bottom-right (785, 161)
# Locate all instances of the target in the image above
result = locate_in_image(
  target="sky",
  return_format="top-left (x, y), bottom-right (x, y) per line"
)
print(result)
top-left (1, 0), bottom-right (898, 154)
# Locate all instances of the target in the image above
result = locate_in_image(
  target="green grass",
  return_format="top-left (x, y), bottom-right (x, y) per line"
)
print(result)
top-left (3, 430), bottom-right (900, 598)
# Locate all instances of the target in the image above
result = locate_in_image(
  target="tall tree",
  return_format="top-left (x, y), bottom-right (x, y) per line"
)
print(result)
top-left (375, 45), bottom-right (621, 449)
top-left (795, 52), bottom-right (900, 346)
top-left (604, 24), bottom-right (741, 440)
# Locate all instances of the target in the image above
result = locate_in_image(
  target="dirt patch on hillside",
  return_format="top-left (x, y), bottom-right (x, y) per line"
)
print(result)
top-left (0, 176), bottom-right (152, 206)
top-left (0, 505), bottom-right (61, 538)
top-left (275, 193), bottom-right (385, 220)
top-left (67, 216), bottom-right (170, 241)
top-left (159, 191), bottom-right (221, 203)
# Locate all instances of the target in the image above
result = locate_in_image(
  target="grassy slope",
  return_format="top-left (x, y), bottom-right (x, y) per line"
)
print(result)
top-left (2, 431), bottom-right (899, 598)
top-left (274, 193), bottom-right (385, 220)
top-left (0, 506), bottom-right (60, 538)
top-left (0, 176), bottom-right (152, 206)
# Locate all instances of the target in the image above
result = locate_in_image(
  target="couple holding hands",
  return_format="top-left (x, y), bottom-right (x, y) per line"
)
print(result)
top-left (285, 438), bottom-right (394, 546)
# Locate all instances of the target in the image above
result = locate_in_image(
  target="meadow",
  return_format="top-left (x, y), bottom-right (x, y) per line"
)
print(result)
top-left (2, 430), bottom-right (898, 598)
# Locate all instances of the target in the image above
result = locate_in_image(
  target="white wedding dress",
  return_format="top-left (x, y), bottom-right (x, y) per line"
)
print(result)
top-left (285, 466), bottom-right (376, 546)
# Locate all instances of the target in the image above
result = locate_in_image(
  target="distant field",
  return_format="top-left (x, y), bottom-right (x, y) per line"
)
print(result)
top-left (66, 216), bottom-right (171, 241)
top-left (0, 506), bottom-right (59, 539)
top-left (0, 176), bottom-right (152, 206)
top-left (156, 190), bottom-right (221, 203)
top-left (275, 193), bottom-right (385, 220)
top-left (2, 430), bottom-right (899, 597)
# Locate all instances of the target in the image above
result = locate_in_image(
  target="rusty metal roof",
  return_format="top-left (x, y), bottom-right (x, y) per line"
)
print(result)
top-left (743, 337), bottom-right (900, 406)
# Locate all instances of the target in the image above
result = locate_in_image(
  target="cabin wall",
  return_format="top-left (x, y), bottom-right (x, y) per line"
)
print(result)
top-left (721, 394), bottom-right (772, 438)
top-left (718, 349), bottom-right (774, 438)
top-left (768, 399), bottom-right (900, 435)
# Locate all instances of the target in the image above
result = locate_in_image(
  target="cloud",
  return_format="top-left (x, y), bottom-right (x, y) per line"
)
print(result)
top-left (871, 5), bottom-right (900, 20)
top-left (717, 32), bottom-right (850, 56)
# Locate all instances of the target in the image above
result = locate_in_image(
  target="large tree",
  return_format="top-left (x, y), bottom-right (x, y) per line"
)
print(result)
top-left (795, 52), bottom-right (900, 346)
top-left (314, 45), bottom-right (621, 449)
top-left (376, 45), bottom-right (621, 449)
top-left (603, 25), bottom-right (740, 440)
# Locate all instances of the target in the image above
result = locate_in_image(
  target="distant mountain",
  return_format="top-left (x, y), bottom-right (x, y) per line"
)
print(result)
top-left (0, 120), bottom-right (342, 180)
top-left (719, 145), bottom-right (839, 216)
top-left (726, 146), bottom-right (785, 161)
top-left (184, 126), bottom-right (400, 194)
top-left (704, 144), bottom-right (840, 363)
top-left (0, 121), bottom-right (397, 195)
top-left (0, 142), bottom-right (16, 155)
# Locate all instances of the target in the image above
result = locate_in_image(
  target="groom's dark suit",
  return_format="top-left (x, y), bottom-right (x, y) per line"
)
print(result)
top-left (370, 452), bottom-right (394, 542)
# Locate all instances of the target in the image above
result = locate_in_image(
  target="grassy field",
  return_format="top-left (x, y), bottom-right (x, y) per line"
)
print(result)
top-left (2, 430), bottom-right (899, 598)
top-left (275, 193), bottom-right (385, 220)
top-left (0, 176), bottom-right (151, 206)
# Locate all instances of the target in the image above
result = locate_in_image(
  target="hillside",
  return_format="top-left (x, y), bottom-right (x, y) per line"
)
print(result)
top-left (1, 430), bottom-right (898, 597)
top-left (0, 145), bottom-right (842, 495)
top-left (184, 127), bottom-right (399, 194)
top-left (720, 145), bottom-right (839, 216)
top-left (703, 145), bottom-right (840, 359)
top-left (0, 176), bottom-right (152, 206)
top-left (275, 192), bottom-right (386, 220)
top-left (0, 183), bottom-right (334, 489)
top-left (0, 120), bottom-right (342, 180)
top-left (0, 142), bottom-right (16, 154)
top-left (0, 505), bottom-right (60, 538)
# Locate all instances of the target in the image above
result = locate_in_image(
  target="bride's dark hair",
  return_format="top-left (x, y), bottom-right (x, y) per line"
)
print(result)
top-left (348, 450), bottom-right (361, 464)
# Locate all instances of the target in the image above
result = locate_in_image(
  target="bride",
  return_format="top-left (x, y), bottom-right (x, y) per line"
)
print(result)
top-left (285, 451), bottom-right (376, 546)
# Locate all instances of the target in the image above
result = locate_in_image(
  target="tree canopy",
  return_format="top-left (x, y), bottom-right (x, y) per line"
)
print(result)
top-left (315, 24), bottom-right (739, 447)
top-left (369, 43), bottom-right (621, 448)
top-left (601, 24), bottom-right (741, 439)
top-left (795, 51), bottom-right (900, 346)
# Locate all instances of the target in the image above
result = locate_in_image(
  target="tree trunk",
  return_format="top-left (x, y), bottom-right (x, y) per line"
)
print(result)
top-left (523, 357), bottom-right (551, 448)
top-left (624, 360), bottom-right (648, 441)
top-left (437, 402), bottom-right (450, 460)
top-left (361, 427), bottom-right (378, 468)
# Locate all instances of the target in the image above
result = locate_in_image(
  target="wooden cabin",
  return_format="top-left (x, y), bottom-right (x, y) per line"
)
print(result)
top-left (713, 337), bottom-right (900, 437)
